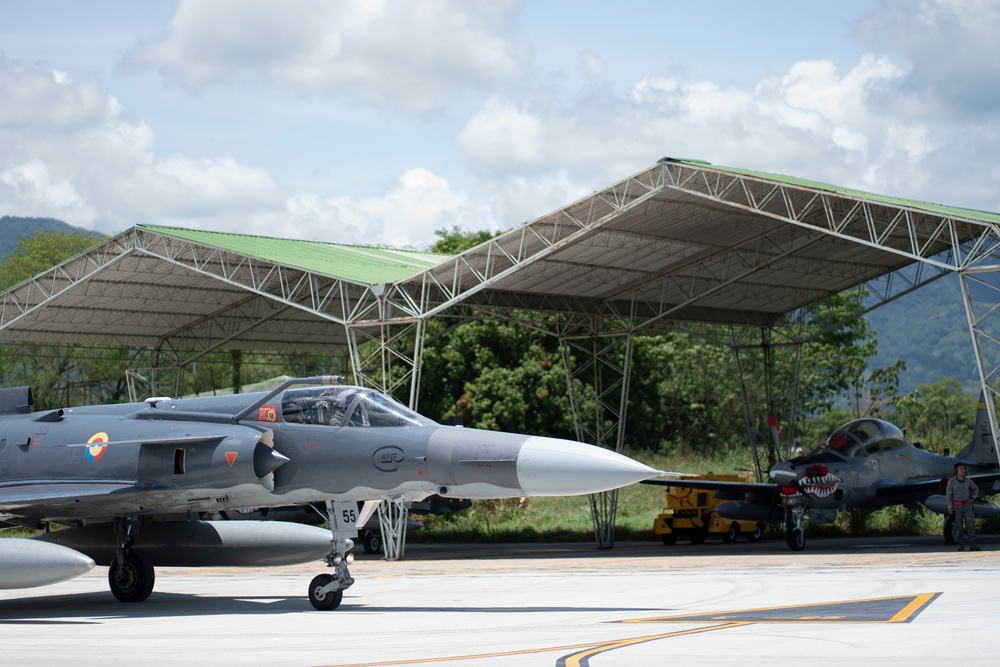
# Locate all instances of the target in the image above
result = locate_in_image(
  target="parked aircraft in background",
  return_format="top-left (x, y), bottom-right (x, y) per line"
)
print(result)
top-left (0, 377), bottom-right (664, 609)
top-left (643, 398), bottom-right (1000, 551)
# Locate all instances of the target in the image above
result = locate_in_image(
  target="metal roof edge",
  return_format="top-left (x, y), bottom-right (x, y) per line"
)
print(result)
top-left (136, 224), bottom-right (454, 285)
top-left (665, 158), bottom-right (1000, 225)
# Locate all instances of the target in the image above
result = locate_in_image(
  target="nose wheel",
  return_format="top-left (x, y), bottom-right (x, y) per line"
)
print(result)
top-left (309, 573), bottom-right (344, 610)
top-left (785, 506), bottom-right (806, 551)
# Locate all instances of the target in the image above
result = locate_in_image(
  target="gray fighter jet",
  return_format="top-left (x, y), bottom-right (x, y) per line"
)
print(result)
top-left (0, 376), bottom-right (662, 609)
top-left (643, 398), bottom-right (1000, 551)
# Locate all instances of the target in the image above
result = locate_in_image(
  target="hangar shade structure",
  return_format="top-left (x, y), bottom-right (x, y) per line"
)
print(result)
top-left (3, 158), bottom-right (1000, 546)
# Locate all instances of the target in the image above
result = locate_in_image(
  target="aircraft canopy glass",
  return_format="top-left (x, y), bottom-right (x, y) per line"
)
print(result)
top-left (804, 418), bottom-right (909, 462)
top-left (280, 386), bottom-right (436, 427)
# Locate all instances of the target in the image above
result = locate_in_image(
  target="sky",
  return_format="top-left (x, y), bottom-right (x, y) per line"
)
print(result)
top-left (1, 0), bottom-right (998, 251)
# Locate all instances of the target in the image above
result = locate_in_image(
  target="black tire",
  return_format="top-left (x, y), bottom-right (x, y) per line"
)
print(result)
top-left (786, 526), bottom-right (805, 551)
top-left (688, 531), bottom-right (707, 544)
top-left (309, 574), bottom-right (344, 611)
top-left (363, 530), bottom-right (382, 554)
top-left (660, 532), bottom-right (677, 545)
top-left (109, 552), bottom-right (155, 603)
top-left (944, 514), bottom-right (961, 545)
top-left (723, 522), bottom-right (740, 544)
top-left (747, 522), bottom-right (765, 543)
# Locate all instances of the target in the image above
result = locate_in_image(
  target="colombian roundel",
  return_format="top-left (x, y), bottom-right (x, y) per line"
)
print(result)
top-left (86, 432), bottom-right (109, 462)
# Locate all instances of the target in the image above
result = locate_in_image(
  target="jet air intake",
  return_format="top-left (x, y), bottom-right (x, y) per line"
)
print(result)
top-left (167, 428), bottom-right (288, 493)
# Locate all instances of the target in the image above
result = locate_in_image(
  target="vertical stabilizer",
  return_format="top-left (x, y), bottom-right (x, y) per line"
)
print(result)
top-left (956, 392), bottom-right (1000, 466)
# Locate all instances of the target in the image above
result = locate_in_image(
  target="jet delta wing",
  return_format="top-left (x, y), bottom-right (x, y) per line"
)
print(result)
top-left (0, 377), bottom-right (663, 609)
top-left (644, 403), bottom-right (1000, 552)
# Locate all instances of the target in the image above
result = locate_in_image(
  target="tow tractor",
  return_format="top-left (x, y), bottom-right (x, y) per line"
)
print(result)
top-left (653, 474), bottom-right (765, 544)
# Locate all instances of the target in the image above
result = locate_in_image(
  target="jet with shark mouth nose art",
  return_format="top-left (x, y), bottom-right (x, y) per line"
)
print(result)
top-left (0, 376), bottom-right (670, 609)
top-left (643, 398), bottom-right (1000, 551)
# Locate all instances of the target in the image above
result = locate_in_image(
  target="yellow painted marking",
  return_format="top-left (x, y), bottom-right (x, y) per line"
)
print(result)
top-left (318, 594), bottom-right (940, 666)
top-left (558, 623), bottom-right (750, 667)
top-left (889, 592), bottom-right (938, 623)
top-left (624, 592), bottom-right (940, 624)
top-left (319, 641), bottom-right (606, 667)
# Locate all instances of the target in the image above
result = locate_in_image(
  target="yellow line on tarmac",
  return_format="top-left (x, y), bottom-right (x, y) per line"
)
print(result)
top-left (889, 592), bottom-right (938, 622)
top-left (557, 622), bottom-right (752, 667)
top-left (318, 640), bottom-right (613, 667)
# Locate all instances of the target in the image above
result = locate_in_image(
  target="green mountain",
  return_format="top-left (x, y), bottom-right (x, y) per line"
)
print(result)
top-left (0, 216), bottom-right (90, 259)
top-left (866, 275), bottom-right (978, 393)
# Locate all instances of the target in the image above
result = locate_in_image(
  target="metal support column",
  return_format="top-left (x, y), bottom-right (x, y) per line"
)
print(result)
top-left (346, 317), bottom-right (429, 561)
top-left (559, 327), bottom-right (634, 549)
top-left (957, 271), bottom-right (1000, 463)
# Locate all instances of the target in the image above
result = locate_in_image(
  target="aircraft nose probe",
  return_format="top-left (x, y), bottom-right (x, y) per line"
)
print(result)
top-left (514, 436), bottom-right (669, 496)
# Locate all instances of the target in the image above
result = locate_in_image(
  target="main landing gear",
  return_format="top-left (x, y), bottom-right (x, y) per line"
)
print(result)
top-left (109, 517), bottom-right (154, 602)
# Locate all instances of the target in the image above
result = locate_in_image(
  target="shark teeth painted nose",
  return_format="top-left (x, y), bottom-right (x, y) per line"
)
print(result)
top-left (515, 437), bottom-right (659, 496)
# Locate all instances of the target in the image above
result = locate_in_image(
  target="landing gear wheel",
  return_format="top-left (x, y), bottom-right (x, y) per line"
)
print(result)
top-left (688, 531), bottom-right (707, 544)
top-left (309, 574), bottom-right (344, 611)
top-left (786, 526), bottom-right (805, 551)
top-left (944, 514), bottom-right (960, 545)
top-left (660, 533), bottom-right (677, 545)
top-left (109, 552), bottom-right (155, 603)
top-left (363, 530), bottom-right (382, 554)
top-left (723, 522), bottom-right (740, 544)
top-left (747, 522), bottom-right (765, 543)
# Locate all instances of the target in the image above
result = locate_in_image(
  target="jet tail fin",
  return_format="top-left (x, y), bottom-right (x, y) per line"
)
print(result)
top-left (956, 391), bottom-right (1000, 466)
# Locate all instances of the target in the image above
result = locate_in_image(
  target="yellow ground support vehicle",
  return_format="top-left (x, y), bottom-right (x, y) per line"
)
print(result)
top-left (653, 474), bottom-right (765, 545)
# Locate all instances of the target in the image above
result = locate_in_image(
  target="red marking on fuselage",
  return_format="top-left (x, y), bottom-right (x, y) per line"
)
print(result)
top-left (225, 451), bottom-right (238, 467)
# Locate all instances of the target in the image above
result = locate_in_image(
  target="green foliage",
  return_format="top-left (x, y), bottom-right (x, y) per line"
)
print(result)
top-left (628, 333), bottom-right (744, 454)
top-left (0, 229), bottom-right (102, 291)
top-left (890, 377), bottom-right (978, 453)
top-left (431, 225), bottom-right (502, 254)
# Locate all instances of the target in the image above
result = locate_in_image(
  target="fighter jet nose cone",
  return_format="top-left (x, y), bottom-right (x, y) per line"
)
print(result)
top-left (516, 437), bottom-right (658, 496)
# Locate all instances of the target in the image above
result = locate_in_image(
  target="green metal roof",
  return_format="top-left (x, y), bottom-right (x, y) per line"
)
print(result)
top-left (138, 224), bottom-right (452, 284)
top-left (674, 158), bottom-right (1000, 225)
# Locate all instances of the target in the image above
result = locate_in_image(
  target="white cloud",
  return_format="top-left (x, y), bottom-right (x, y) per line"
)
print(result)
top-left (0, 57), bottom-right (490, 247)
top-left (454, 50), bottom-right (973, 221)
top-left (0, 58), bottom-right (110, 129)
top-left (258, 168), bottom-right (497, 248)
top-left (855, 0), bottom-right (1000, 118)
top-left (121, 0), bottom-right (528, 113)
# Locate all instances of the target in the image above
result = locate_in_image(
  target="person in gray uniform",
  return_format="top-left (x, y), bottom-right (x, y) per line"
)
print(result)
top-left (947, 463), bottom-right (980, 551)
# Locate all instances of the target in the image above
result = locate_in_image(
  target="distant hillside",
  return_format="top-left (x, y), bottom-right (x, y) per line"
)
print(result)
top-left (866, 275), bottom-right (978, 394)
top-left (0, 216), bottom-right (95, 259)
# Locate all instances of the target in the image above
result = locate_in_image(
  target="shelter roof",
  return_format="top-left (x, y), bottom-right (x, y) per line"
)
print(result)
top-left (138, 224), bottom-right (447, 285)
top-left (1, 159), bottom-right (997, 360)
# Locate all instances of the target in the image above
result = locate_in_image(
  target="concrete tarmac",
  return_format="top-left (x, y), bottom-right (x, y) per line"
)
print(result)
top-left (1, 534), bottom-right (999, 666)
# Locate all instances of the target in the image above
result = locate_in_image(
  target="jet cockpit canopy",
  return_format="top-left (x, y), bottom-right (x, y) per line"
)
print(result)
top-left (280, 386), bottom-right (436, 428)
top-left (799, 418), bottom-right (909, 463)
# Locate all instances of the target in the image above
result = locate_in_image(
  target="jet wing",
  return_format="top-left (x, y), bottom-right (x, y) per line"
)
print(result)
top-left (641, 478), bottom-right (780, 502)
top-left (0, 481), bottom-right (154, 522)
top-left (873, 472), bottom-right (1000, 503)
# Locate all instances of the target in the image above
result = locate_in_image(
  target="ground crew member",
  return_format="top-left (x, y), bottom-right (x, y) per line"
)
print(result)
top-left (947, 463), bottom-right (980, 551)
